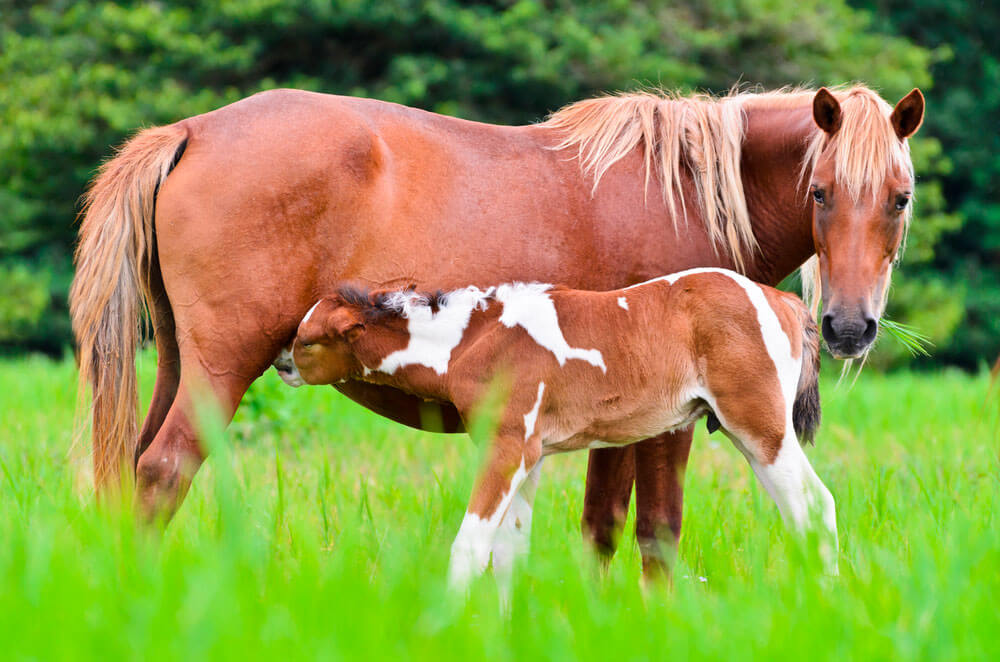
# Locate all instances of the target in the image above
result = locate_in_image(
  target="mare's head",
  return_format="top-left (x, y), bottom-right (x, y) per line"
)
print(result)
top-left (806, 87), bottom-right (924, 358)
top-left (284, 295), bottom-right (367, 386)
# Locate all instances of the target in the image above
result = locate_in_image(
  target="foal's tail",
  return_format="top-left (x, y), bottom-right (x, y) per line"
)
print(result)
top-left (792, 303), bottom-right (822, 444)
top-left (69, 124), bottom-right (188, 491)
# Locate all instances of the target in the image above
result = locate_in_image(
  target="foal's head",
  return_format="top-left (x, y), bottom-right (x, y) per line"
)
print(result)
top-left (290, 295), bottom-right (368, 385)
top-left (806, 87), bottom-right (924, 358)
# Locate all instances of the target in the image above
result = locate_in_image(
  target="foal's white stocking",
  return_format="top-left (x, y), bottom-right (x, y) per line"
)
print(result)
top-left (448, 459), bottom-right (534, 591)
top-left (491, 460), bottom-right (543, 589)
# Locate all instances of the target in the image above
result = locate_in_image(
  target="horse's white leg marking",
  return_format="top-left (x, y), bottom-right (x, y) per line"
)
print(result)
top-left (617, 296), bottom-right (629, 310)
top-left (746, 435), bottom-right (839, 575)
top-left (523, 382), bottom-right (546, 441)
top-left (495, 283), bottom-right (606, 372)
top-left (448, 460), bottom-right (531, 591)
top-left (491, 460), bottom-right (544, 596)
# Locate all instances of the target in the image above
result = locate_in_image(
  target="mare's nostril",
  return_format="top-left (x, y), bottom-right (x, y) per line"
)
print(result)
top-left (821, 313), bottom-right (837, 344)
top-left (863, 317), bottom-right (878, 344)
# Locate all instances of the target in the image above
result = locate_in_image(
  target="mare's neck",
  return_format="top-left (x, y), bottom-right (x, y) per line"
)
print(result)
top-left (740, 103), bottom-right (817, 286)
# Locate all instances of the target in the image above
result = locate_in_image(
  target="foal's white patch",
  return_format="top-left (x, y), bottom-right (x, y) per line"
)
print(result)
top-left (617, 296), bottom-right (629, 310)
top-left (523, 382), bottom-right (546, 441)
top-left (377, 286), bottom-right (493, 375)
top-left (301, 300), bottom-right (323, 325)
top-left (495, 282), bottom-right (606, 372)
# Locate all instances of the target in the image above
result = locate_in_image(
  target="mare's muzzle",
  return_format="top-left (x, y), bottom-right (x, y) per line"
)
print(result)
top-left (821, 307), bottom-right (877, 359)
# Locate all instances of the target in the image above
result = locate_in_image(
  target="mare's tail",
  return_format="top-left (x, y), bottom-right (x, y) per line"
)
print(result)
top-left (69, 124), bottom-right (188, 490)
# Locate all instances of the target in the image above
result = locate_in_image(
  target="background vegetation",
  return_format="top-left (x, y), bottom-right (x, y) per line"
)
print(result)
top-left (0, 0), bottom-right (993, 367)
top-left (3, 5), bottom-right (997, 656)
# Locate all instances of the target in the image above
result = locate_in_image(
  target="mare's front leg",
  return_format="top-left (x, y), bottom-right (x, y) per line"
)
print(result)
top-left (448, 434), bottom-right (542, 591)
top-left (581, 446), bottom-right (635, 562)
top-left (633, 428), bottom-right (695, 576)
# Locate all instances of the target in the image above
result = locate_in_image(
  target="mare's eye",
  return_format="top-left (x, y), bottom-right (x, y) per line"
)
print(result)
top-left (812, 187), bottom-right (825, 205)
top-left (895, 194), bottom-right (911, 211)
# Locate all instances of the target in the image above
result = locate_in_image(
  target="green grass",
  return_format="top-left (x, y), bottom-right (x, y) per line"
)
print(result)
top-left (1, 352), bottom-right (998, 659)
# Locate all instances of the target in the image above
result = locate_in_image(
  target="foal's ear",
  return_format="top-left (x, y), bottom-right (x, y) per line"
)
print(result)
top-left (812, 87), bottom-right (842, 135)
top-left (890, 88), bottom-right (925, 140)
top-left (327, 306), bottom-right (365, 343)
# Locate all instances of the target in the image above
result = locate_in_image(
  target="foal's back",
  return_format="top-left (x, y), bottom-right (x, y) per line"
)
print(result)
top-left (444, 269), bottom-right (814, 455)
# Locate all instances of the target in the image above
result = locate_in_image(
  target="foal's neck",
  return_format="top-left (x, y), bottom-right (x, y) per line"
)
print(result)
top-left (351, 312), bottom-right (476, 401)
top-left (740, 103), bottom-right (817, 286)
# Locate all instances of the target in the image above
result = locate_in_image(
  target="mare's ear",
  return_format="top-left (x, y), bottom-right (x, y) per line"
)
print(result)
top-left (812, 87), bottom-right (842, 135)
top-left (890, 88), bottom-right (924, 139)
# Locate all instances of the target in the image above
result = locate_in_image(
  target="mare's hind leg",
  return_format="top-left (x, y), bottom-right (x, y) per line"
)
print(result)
top-left (134, 326), bottom-right (276, 521)
top-left (134, 370), bottom-right (251, 521)
top-left (134, 290), bottom-right (180, 466)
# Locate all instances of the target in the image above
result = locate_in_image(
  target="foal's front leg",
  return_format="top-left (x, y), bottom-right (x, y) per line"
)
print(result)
top-left (491, 459), bottom-right (543, 586)
top-left (448, 438), bottom-right (541, 590)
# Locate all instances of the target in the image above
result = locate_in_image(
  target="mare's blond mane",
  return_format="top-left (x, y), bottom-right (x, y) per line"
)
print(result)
top-left (541, 84), bottom-right (914, 286)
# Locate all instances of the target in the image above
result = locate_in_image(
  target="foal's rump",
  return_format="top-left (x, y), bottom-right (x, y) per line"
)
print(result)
top-left (653, 270), bottom-right (820, 453)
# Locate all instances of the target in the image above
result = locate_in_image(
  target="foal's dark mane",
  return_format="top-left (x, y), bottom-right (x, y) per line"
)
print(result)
top-left (336, 285), bottom-right (454, 320)
top-left (335, 282), bottom-right (567, 321)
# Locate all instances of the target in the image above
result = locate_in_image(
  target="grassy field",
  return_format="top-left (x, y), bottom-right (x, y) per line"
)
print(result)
top-left (1, 351), bottom-right (998, 659)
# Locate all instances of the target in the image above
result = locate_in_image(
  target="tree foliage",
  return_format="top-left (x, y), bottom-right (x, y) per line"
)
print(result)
top-left (853, 0), bottom-right (1000, 367)
top-left (0, 0), bottom-right (971, 366)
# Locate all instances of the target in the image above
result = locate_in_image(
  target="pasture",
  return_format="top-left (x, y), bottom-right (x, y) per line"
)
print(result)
top-left (1, 351), bottom-right (998, 659)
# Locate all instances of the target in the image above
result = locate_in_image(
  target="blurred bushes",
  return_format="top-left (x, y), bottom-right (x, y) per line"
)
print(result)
top-left (0, 0), bottom-right (984, 367)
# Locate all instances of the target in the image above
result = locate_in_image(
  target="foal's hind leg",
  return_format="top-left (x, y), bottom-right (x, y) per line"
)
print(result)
top-left (717, 394), bottom-right (838, 574)
top-left (740, 431), bottom-right (838, 574)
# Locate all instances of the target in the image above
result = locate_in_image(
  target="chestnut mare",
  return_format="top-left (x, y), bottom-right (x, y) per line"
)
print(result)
top-left (276, 271), bottom-right (831, 589)
top-left (70, 84), bottom-right (923, 571)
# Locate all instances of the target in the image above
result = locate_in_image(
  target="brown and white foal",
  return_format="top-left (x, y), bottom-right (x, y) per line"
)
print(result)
top-left (274, 268), bottom-right (836, 587)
